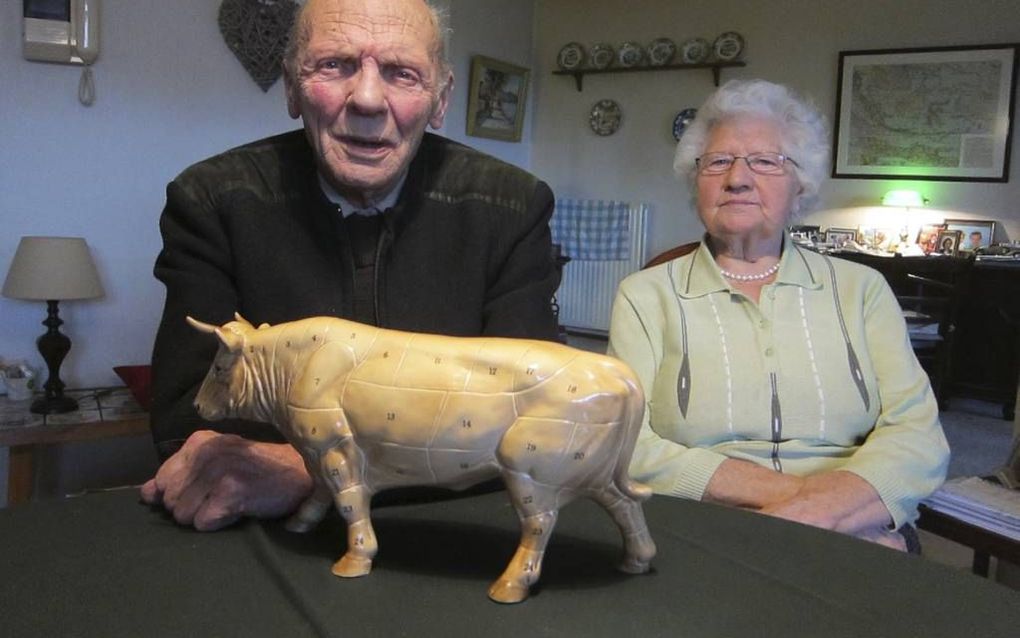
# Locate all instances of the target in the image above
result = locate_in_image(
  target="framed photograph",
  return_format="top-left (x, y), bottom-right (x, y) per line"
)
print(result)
top-left (935, 229), bottom-right (963, 256)
top-left (824, 227), bottom-right (858, 247)
top-left (943, 219), bottom-right (996, 251)
top-left (859, 226), bottom-right (900, 251)
top-left (466, 55), bottom-right (530, 142)
top-left (916, 223), bottom-right (947, 254)
top-left (832, 44), bottom-right (1018, 181)
top-left (788, 224), bottom-right (821, 242)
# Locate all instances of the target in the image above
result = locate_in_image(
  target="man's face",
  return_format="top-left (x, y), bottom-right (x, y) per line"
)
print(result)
top-left (285, 0), bottom-right (452, 205)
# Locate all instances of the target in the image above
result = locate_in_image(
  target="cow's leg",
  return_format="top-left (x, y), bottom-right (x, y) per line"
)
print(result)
top-left (488, 471), bottom-right (561, 604)
top-left (285, 478), bottom-right (332, 533)
top-left (281, 409), bottom-right (348, 533)
top-left (591, 486), bottom-right (656, 574)
top-left (321, 446), bottom-right (377, 578)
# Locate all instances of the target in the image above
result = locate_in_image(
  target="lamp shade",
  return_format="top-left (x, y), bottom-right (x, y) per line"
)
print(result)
top-left (881, 190), bottom-right (925, 208)
top-left (2, 236), bottom-right (104, 301)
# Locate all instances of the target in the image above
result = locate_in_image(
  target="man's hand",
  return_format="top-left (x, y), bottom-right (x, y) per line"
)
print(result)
top-left (140, 430), bottom-right (313, 531)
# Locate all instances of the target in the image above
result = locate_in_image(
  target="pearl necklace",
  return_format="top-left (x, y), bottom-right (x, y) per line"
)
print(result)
top-left (718, 261), bottom-right (780, 282)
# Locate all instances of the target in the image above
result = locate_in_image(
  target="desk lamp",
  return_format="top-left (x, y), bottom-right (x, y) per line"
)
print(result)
top-left (882, 189), bottom-right (926, 208)
top-left (2, 236), bottom-right (104, 414)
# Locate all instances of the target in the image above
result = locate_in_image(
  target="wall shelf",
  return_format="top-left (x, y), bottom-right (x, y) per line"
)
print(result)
top-left (553, 60), bottom-right (746, 92)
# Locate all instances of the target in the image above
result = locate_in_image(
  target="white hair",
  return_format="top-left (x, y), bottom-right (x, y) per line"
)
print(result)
top-left (674, 79), bottom-right (830, 219)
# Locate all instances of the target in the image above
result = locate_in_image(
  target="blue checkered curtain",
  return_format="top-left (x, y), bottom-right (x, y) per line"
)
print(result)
top-left (550, 199), bottom-right (631, 261)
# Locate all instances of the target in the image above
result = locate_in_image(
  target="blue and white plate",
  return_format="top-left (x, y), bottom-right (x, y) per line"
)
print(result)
top-left (680, 38), bottom-right (710, 64)
top-left (617, 41), bottom-right (645, 67)
top-left (590, 99), bottom-right (623, 136)
top-left (712, 32), bottom-right (744, 61)
top-left (589, 43), bottom-right (615, 70)
top-left (672, 108), bottom-right (697, 141)
top-left (647, 38), bottom-right (676, 66)
top-left (557, 42), bottom-right (586, 70)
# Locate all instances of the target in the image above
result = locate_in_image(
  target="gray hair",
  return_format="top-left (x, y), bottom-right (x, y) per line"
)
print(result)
top-left (283, 0), bottom-right (453, 90)
top-left (673, 79), bottom-right (830, 219)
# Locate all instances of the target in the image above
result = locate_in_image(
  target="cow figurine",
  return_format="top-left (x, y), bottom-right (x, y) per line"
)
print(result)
top-left (188, 314), bottom-right (656, 603)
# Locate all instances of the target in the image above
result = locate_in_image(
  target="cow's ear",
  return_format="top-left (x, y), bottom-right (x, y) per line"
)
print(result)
top-left (233, 312), bottom-right (255, 330)
top-left (214, 327), bottom-right (244, 353)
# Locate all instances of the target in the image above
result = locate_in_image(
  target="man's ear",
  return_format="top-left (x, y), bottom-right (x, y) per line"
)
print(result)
top-left (284, 72), bottom-right (302, 120)
top-left (429, 72), bottom-right (454, 129)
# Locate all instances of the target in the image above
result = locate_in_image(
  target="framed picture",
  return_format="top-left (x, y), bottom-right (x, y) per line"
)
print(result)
top-left (832, 44), bottom-right (1018, 181)
top-left (916, 223), bottom-right (947, 254)
top-left (788, 224), bottom-right (821, 242)
top-left (824, 227), bottom-right (858, 247)
top-left (935, 229), bottom-right (963, 255)
top-left (466, 55), bottom-right (530, 142)
top-left (944, 219), bottom-right (996, 251)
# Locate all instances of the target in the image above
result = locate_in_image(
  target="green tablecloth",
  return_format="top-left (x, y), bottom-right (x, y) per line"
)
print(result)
top-left (1, 488), bottom-right (1017, 637)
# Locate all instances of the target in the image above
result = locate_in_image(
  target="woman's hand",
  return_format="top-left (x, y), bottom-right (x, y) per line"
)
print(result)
top-left (758, 471), bottom-right (895, 537)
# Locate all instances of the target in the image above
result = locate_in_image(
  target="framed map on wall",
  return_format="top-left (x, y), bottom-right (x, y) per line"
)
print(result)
top-left (832, 44), bottom-right (1018, 182)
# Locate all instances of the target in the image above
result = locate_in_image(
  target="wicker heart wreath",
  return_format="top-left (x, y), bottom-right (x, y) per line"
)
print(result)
top-left (218, 0), bottom-right (298, 92)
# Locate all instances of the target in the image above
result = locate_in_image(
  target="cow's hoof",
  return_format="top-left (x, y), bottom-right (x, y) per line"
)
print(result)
top-left (617, 557), bottom-right (651, 574)
top-left (332, 555), bottom-right (372, 578)
top-left (487, 580), bottom-right (529, 604)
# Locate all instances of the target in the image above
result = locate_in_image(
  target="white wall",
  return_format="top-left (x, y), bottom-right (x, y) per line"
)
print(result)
top-left (0, 0), bottom-right (537, 505)
top-left (531, 0), bottom-right (1020, 259)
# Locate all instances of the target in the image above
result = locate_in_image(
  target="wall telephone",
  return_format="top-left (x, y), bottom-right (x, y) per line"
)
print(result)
top-left (23, 0), bottom-right (101, 105)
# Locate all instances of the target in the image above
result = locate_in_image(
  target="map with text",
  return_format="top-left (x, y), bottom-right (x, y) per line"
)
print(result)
top-left (847, 60), bottom-right (1002, 170)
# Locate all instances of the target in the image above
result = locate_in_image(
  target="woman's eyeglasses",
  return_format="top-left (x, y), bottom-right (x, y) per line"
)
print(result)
top-left (696, 152), bottom-right (799, 175)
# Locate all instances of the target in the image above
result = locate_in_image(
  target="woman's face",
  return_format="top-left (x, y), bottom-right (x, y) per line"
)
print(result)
top-left (695, 116), bottom-right (802, 244)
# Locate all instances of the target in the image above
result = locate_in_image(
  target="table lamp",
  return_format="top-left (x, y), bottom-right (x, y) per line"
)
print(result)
top-left (2, 236), bottom-right (104, 414)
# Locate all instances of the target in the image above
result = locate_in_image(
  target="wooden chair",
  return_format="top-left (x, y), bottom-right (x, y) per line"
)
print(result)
top-left (643, 241), bottom-right (700, 269)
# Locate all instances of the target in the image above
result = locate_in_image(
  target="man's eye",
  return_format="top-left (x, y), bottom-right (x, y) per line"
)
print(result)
top-left (386, 66), bottom-right (421, 85)
top-left (318, 58), bottom-right (355, 74)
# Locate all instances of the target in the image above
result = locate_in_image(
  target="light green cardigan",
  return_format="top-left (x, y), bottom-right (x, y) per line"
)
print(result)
top-left (608, 238), bottom-right (949, 528)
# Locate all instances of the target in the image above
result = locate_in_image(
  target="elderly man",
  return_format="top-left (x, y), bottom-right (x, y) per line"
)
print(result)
top-left (141, 0), bottom-right (560, 530)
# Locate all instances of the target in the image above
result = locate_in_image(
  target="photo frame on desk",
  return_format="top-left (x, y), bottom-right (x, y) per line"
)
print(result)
top-left (944, 219), bottom-right (996, 251)
top-left (824, 227), bottom-right (858, 247)
top-left (466, 55), bottom-right (530, 142)
top-left (917, 223), bottom-right (947, 255)
top-left (936, 229), bottom-right (963, 256)
top-left (832, 44), bottom-right (1018, 181)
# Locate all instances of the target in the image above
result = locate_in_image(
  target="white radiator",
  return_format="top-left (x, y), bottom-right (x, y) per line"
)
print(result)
top-left (553, 202), bottom-right (648, 334)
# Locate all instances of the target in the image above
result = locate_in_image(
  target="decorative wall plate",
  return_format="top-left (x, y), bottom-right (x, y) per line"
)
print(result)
top-left (557, 42), bottom-right (586, 70)
top-left (218, 0), bottom-right (299, 92)
top-left (712, 32), bottom-right (745, 61)
top-left (617, 42), bottom-right (645, 67)
top-left (647, 38), bottom-right (677, 66)
top-left (590, 99), bottom-right (622, 136)
top-left (680, 38), bottom-right (710, 64)
top-left (589, 43), bottom-right (615, 70)
top-left (672, 108), bottom-right (698, 141)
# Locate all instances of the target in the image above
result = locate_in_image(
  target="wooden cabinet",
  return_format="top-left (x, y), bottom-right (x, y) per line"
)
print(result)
top-left (953, 262), bottom-right (1020, 419)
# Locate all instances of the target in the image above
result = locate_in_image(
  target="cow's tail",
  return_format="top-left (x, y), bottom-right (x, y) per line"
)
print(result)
top-left (613, 374), bottom-right (652, 502)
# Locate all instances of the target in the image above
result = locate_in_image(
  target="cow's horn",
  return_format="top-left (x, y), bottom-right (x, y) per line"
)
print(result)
top-left (186, 316), bottom-right (218, 334)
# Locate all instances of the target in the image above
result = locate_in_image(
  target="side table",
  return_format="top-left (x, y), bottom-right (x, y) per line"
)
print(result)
top-left (0, 387), bottom-right (150, 505)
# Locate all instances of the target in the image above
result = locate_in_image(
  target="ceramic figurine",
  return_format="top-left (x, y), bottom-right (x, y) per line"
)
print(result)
top-left (188, 313), bottom-right (656, 603)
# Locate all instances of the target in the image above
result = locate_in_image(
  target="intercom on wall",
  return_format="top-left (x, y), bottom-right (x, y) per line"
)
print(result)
top-left (23, 0), bottom-right (100, 65)
top-left (22, 0), bottom-right (101, 105)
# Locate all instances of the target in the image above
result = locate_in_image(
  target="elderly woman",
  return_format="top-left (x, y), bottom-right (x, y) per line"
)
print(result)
top-left (608, 79), bottom-right (949, 551)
